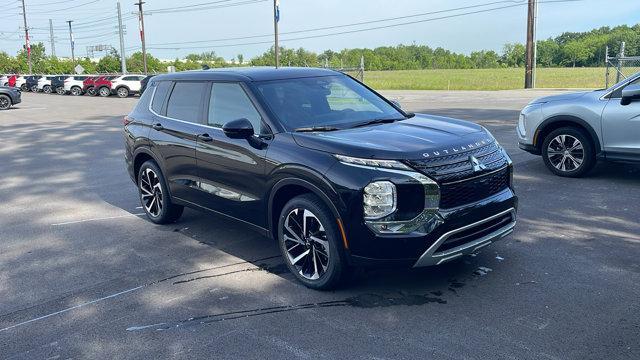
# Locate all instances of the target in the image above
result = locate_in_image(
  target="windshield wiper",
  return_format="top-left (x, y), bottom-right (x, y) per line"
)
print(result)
top-left (294, 126), bottom-right (340, 132)
top-left (351, 118), bottom-right (403, 128)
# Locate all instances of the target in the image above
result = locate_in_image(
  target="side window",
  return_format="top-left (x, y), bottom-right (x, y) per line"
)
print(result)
top-left (166, 81), bottom-right (206, 123)
top-left (208, 83), bottom-right (263, 133)
top-left (123, 76), bottom-right (137, 81)
top-left (151, 81), bottom-right (172, 114)
top-left (610, 77), bottom-right (640, 98)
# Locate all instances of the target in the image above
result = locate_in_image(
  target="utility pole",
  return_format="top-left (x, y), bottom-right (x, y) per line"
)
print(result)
top-left (49, 19), bottom-right (56, 58)
top-left (20, 0), bottom-right (32, 73)
top-left (117, 1), bottom-right (127, 74)
top-left (66, 20), bottom-right (75, 62)
top-left (273, 0), bottom-right (280, 68)
top-left (524, 0), bottom-right (537, 89)
top-left (134, 1), bottom-right (148, 74)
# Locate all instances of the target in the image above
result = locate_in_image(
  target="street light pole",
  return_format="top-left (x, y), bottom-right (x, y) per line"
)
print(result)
top-left (134, 1), bottom-right (148, 74)
top-left (117, 1), bottom-right (127, 74)
top-left (66, 20), bottom-right (75, 62)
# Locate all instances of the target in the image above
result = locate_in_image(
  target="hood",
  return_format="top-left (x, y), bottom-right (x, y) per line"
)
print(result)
top-left (529, 90), bottom-right (603, 104)
top-left (292, 114), bottom-right (493, 160)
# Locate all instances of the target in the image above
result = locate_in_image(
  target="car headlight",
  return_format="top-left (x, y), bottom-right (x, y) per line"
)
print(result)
top-left (334, 154), bottom-right (412, 170)
top-left (518, 113), bottom-right (527, 136)
top-left (363, 181), bottom-right (396, 219)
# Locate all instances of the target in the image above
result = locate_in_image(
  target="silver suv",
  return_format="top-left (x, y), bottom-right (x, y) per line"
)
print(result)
top-left (518, 73), bottom-right (640, 177)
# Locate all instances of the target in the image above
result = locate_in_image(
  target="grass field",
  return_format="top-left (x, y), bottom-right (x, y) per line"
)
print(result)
top-left (363, 67), bottom-right (609, 91)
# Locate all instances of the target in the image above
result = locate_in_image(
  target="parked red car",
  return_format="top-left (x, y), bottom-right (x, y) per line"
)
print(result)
top-left (8, 75), bottom-right (17, 87)
top-left (82, 76), bottom-right (98, 96)
top-left (93, 76), bottom-right (117, 97)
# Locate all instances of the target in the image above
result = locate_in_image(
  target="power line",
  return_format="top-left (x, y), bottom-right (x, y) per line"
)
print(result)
top-left (146, 0), bottom-right (268, 14)
top-left (136, 0), bottom-right (581, 51)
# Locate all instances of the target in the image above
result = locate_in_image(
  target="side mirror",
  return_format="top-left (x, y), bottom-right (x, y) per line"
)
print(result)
top-left (621, 84), bottom-right (640, 106)
top-left (222, 118), bottom-right (254, 139)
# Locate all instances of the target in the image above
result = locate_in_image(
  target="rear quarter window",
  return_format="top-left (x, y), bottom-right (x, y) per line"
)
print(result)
top-left (151, 81), bottom-right (172, 114)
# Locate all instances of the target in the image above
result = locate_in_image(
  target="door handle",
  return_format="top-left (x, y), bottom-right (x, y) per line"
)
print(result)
top-left (198, 133), bottom-right (213, 142)
top-left (152, 123), bottom-right (164, 131)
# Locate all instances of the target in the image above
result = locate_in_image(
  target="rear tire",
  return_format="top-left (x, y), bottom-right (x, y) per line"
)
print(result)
top-left (117, 87), bottom-right (129, 98)
top-left (277, 194), bottom-right (347, 290)
top-left (43, 85), bottom-right (52, 94)
top-left (86, 87), bottom-right (96, 96)
top-left (542, 127), bottom-right (596, 177)
top-left (0, 94), bottom-right (11, 110)
top-left (71, 86), bottom-right (83, 96)
top-left (30, 85), bottom-right (38, 92)
top-left (20, 84), bottom-right (27, 91)
top-left (99, 86), bottom-right (111, 97)
top-left (137, 160), bottom-right (184, 224)
top-left (56, 87), bottom-right (66, 95)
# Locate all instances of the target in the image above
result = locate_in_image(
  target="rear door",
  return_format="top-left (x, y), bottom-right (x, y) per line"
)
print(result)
top-left (193, 81), bottom-right (270, 227)
top-left (602, 77), bottom-right (640, 158)
top-left (148, 80), bottom-right (209, 204)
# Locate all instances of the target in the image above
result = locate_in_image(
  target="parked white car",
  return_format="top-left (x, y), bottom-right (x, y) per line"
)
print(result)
top-left (110, 74), bottom-right (145, 98)
top-left (15, 75), bottom-right (27, 90)
top-left (0, 75), bottom-right (8, 86)
top-left (63, 75), bottom-right (89, 96)
top-left (37, 76), bottom-right (55, 93)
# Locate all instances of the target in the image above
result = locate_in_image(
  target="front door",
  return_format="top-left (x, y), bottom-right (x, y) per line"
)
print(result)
top-left (194, 82), bottom-right (270, 228)
top-left (602, 77), bottom-right (640, 158)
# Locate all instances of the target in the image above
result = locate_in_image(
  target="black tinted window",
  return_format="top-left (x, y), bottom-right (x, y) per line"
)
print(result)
top-left (610, 77), bottom-right (640, 98)
top-left (166, 82), bottom-right (206, 123)
top-left (151, 81), bottom-right (172, 114)
top-left (208, 83), bottom-right (262, 131)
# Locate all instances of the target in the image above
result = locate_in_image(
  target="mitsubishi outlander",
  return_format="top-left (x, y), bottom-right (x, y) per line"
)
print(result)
top-left (124, 67), bottom-right (517, 289)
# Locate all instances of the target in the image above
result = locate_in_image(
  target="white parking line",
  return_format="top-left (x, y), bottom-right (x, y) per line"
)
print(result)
top-left (0, 285), bottom-right (144, 333)
top-left (51, 213), bottom-right (146, 226)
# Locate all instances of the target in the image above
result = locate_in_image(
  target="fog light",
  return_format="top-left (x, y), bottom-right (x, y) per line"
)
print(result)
top-left (363, 181), bottom-right (396, 219)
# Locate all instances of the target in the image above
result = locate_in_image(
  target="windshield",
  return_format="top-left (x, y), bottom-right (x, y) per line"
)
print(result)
top-left (608, 71), bottom-right (640, 91)
top-left (254, 75), bottom-right (404, 131)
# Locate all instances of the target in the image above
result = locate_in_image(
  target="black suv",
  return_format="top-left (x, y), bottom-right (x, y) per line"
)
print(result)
top-left (0, 86), bottom-right (21, 110)
top-left (124, 68), bottom-right (517, 289)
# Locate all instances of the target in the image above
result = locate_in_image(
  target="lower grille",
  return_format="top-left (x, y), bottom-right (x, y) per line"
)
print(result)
top-left (436, 212), bottom-right (513, 253)
top-left (439, 167), bottom-right (510, 209)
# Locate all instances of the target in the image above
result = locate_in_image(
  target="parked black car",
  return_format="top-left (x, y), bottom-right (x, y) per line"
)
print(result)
top-left (25, 75), bottom-right (41, 92)
top-left (124, 68), bottom-right (517, 289)
top-left (0, 86), bottom-right (21, 110)
top-left (139, 75), bottom-right (155, 95)
top-left (51, 75), bottom-right (70, 95)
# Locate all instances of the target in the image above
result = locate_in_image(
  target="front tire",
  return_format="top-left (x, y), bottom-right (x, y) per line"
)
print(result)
top-left (56, 87), bottom-right (66, 95)
top-left (137, 161), bottom-right (184, 224)
top-left (43, 85), bottom-right (52, 94)
top-left (278, 194), bottom-right (346, 290)
top-left (30, 85), bottom-right (38, 92)
top-left (86, 87), bottom-right (96, 96)
top-left (0, 94), bottom-right (11, 110)
top-left (542, 127), bottom-right (596, 177)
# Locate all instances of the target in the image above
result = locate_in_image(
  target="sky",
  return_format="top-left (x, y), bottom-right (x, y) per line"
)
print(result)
top-left (0, 0), bottom-right (639, 62)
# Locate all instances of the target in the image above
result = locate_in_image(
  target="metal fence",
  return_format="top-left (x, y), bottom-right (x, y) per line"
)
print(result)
top-left (605, 43), bottom-right (640, 87)
top-left (323, 56), bottom-right (365, 82)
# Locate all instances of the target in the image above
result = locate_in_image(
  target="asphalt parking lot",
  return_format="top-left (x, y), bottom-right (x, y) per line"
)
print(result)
top-left (1, 91), bottom-right (639, 359)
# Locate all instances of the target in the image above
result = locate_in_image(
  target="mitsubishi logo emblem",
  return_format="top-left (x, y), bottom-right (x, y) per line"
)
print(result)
top-left (469, 156), bottom-right (487, 172)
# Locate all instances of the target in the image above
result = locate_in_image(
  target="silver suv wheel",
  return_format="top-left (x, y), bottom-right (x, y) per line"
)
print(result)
top-left (546, 134), bottom-right (584, 172)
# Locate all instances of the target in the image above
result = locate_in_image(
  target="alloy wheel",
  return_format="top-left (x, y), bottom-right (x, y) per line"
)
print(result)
top-left (0, 95), bottom-right (10, 110)
top-left (56, 87), bottom-right (66, 95)
top-left (139, 168), bottom-right (163, 217)
top-left (283, 208), bottom-right (330, 281)
top-left (546, 134), bottom-right (584, 172)
top-left (99, 87), bottom-right (110, 97)
top-left (43, 85), bottom-right (52, 94)
top-left (71, 87), bottom-right (82, 96)
top-left (117, 88), bottom-right (129, 98)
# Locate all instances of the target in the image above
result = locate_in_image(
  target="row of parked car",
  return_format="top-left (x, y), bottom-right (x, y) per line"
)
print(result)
top-left (1, 74), bottom-right (153, 98)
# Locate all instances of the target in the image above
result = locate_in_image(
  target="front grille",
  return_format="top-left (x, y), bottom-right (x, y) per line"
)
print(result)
top-left (406, 141), bottom-right (511, 209)
top-left (436, 212), bottom-right (513, 253)
top-left (439, 167), bottom-right (510, 209)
